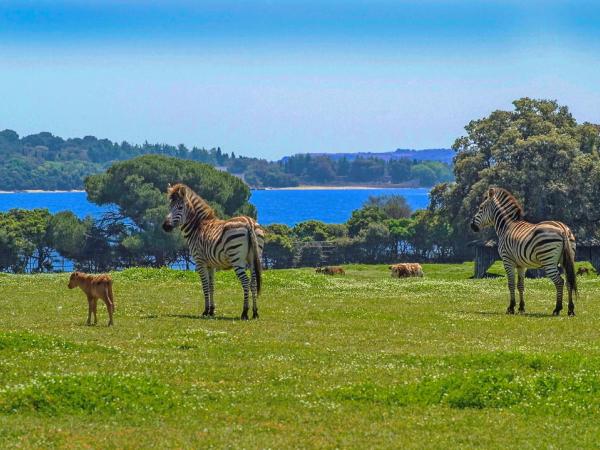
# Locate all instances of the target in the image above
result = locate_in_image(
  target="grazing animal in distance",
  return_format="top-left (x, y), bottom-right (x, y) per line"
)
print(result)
top-left (316, 266), bottom-right (345, 275)
top-left (68, 271), bottom-right (115, 326)
top-left (162, 183), bottom-right (265, 320)
top-left (577, 267), bottom-right (590, 276)
top-left (471, 187), bottom-right (577, 316)
top-left (389, 263), bottom-right (423, 278)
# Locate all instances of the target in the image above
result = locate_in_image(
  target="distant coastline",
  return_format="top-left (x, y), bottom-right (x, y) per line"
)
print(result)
top-left (264, 184), bottom-right (430, 190)
top-left (0, 186), bottom-right (431, 194)
top-left (0, 190), bottom-right (86, 194)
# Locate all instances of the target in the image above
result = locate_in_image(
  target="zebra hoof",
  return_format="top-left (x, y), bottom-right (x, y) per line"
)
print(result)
top-left (252, 311), bottom-right (259, 319)
top-left (209, 307), bottom-right (215, 317)
top-left (202, 309), bottom-right (210, 317)
top-left (568, 310), bottom-right (576, 317)
top-left (240, 311), bottom-right (249, 320)
top-left (506, 308), bottom-right (515, 315)
top-left (552, 309), bottom-right (561, 316)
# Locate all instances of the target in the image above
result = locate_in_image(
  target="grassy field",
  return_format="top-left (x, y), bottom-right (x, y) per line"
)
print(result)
top-left (1, 262), bottom-right (599, 449)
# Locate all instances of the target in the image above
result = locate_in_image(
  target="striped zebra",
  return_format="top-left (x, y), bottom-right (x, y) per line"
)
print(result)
top-left (470, 187), bottom-right (577, 316)
top-left (162, 183), bottom-right (265, 320)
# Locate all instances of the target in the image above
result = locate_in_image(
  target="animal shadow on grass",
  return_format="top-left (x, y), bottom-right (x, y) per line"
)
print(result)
top-left (462, 310), bottom-right (555, 319)
top-left (165, 313), bottom-right (239, 321)
top-left (468, 273), bottom-right (504, 280)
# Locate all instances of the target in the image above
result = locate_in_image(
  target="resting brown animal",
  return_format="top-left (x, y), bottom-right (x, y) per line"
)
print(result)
top-left (316, 266), bottom-right (345, 275)
top-left (68, 271), bottom-right (115, 326)
top-left (389, 263), bottom-right (424, 278)
top-left (577, 267), bottom-right (590, 276)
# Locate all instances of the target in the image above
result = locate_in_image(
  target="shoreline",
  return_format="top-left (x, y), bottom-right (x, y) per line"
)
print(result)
top-left (261, 185), bottom-right (429, 191)
top-left (0, 190), bottom-right (86, 194)
top-left (0, 186), bottom-right (431, 194)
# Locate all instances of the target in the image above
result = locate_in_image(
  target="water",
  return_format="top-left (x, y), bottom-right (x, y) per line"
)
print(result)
top-left (251, 188), bottom-right (429, 225)
top-left (0, 188), bottom-right (430, 225)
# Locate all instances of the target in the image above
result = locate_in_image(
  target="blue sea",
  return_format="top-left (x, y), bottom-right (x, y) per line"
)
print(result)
top-left (0, 188), bottom-right (430, 226)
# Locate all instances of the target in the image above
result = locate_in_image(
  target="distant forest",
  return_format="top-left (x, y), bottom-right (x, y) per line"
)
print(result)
top-left (0, 129), bottom-right (453, 190)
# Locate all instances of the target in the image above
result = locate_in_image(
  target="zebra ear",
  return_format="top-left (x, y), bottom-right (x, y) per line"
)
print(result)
top-left (488, 187), bottom-right (495, 198)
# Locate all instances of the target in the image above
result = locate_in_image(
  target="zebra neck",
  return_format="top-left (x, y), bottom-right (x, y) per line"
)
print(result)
top-left (493, 208), bottom-right (518, 237)
top-left (181, 211), bottom-right (211, 237)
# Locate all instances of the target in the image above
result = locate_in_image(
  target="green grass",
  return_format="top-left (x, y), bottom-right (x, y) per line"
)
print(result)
top-left (0, 262), bottom-right (599, 449)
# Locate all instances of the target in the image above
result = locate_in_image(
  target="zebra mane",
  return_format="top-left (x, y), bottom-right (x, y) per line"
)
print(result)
top-left (167, 183), bottom-right (217, 220)
top-left (489, 187), bottom-right (523, 220)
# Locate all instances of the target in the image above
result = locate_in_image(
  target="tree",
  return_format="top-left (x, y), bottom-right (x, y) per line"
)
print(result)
top-left (348, 158), bottom-right (385, 182)
top-left (364, 195), bottom-right (412, 219)
top-left (48, 211), bottom-right (91, 262)
top-left (262, 224), bottom-right (294, 268)
top-left (308, 156), bottom-right (336, 182)
top-left (435, 97), bottom-right (600, 258)
top-left (0, 209), bottom-right (53, 272)
top-left (292, 220), bottom-right (333, 241)
top-left (85, 155), bottom-right (255, 267)
top-left (347, 206), bottom-right (388, 237)
top-left (388, 159), bottom-right (412, 183)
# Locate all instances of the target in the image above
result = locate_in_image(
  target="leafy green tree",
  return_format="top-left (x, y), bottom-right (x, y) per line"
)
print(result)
top-left (411, 164), bottom-right (437, 187)
top-left (0, 209), bottom-right (52, 272)
top-left (292, 220), bottom-right (333, 241)
top-left (348, 158), bottom-right (385, 182)
top-left (85, 155), bottom-right (255, 267)
top-left (48, 211), bottom-right (91, 261)
top-left (388, 159), bottom-right (412, 183)
top-left (263, 224), bottom-right (294, 268)
top-left (364, 195), bottom-right (412, 219)
top-left (434, 97), bottom-right (600, 258)
top-left (357, 222), bottom-right (392, 263)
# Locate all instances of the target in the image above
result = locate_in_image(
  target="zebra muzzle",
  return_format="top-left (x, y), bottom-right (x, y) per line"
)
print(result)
top-left (162, 221), bottom-right (174, 232)
top-left (470, 222), bottom-right (480, 232)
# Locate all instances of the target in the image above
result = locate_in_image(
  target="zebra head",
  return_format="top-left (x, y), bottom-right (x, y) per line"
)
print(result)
top-left (471, 188), bottom-right (496, 232)
top-left (162, 184), bottom-right (186, 232)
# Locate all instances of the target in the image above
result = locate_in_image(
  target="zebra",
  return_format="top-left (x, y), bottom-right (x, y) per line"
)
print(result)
top-left (470, 187), bottom-right (577, 316)
top-left (162, 183), bottom-right (265, 320)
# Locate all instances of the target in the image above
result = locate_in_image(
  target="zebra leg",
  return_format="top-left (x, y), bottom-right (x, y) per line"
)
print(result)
top-left (251, 267), bottom-right (259, 319)
top-left (567, 276), bottom-right (575, 317)
top-left (546, 266), bottom-right (565, 316)
top-left (196, 266), bottom-right (211, 317)
top-left (234, 266), bottom-right (250, 320)
top-left (517, 267), bottom-right (526, 313)
top-left (208, 267), bottom-right (216, 316)
top-left (504, 262), bottom-right (516, 314)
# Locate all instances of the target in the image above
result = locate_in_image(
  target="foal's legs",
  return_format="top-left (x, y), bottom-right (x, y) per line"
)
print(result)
top-left (86, 295), bottom-right (93, 325)
top-left (102, 287), bottom-right (114, 326)
top-left (91, 298), bottom-right (98, 325)
top-left (517, 267), bottom-right (526, 313)
top-left (504, 262), bottom-right (516, 314)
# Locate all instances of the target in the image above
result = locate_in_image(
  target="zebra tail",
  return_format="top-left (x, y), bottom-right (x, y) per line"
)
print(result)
top-left (248, 226), bottom-right (262, 295)
top-left (562, 233), bottom-right (577, 295)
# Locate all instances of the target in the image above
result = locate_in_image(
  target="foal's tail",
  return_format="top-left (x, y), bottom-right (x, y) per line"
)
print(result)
top-left (562, 233), bottom-right (577, 297)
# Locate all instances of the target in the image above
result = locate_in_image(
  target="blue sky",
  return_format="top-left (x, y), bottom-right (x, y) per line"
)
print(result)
top-left (1, 1), bottom-right (599, 159)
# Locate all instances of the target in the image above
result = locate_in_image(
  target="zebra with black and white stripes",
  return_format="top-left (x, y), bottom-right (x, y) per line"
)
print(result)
top-left (470, 187), bottom-right (577, 316)
top-left (162, 183), bottom-right (265, 320)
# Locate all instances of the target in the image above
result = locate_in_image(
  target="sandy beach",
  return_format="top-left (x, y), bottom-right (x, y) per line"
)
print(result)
top-left (264, 184), bottom-right (421, 190)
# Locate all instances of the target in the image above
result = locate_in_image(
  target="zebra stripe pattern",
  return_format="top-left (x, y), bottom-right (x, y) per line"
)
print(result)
top-left (162, 183), bottom-right (265, 320)
top-left (471, 187), bottom-right (577, 316)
